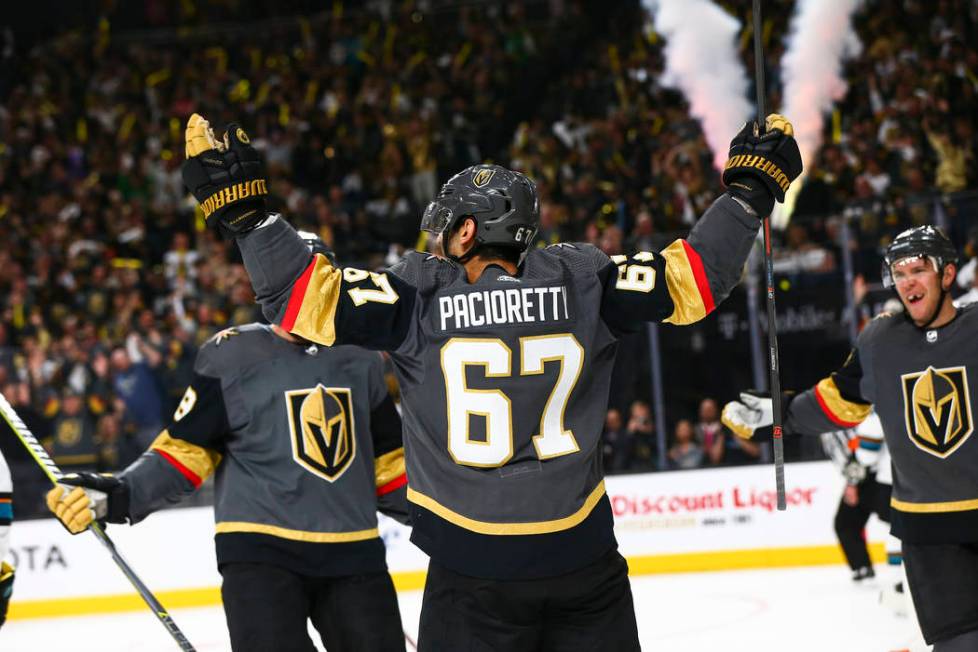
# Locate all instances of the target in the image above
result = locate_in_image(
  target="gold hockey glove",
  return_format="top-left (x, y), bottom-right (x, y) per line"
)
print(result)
top-left (722, 114), bottom-right (802, 216)
top-left (45, 472), bottom-right (129, 534)
top-left (182, 113), bottom-right (269, 235)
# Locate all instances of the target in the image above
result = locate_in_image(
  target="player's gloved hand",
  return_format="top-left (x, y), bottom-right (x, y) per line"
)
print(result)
top-left (842, 457), bottom-right (868, 485)
top-left (722, 113), bottom-right (802, 216)
top-left (721, 389), bottom-right (797, 441)
top-left (0, 562), bottom-right (14, 627)
top-left (182, 113), bottom-right (269, 236)
top-left (45, 473), bottom-right (130, 534)
top-left (722, 391), bottom-right (774, 440)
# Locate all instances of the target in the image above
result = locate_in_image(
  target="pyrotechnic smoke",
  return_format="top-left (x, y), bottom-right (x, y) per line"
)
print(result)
top-left (776, 0), bottom-right (863, 225)
top-left (647, 0), bottom-right (753, 171)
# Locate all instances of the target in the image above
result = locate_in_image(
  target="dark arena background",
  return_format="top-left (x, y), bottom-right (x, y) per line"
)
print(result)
top-left (0, 1), bottom-right (974, 650)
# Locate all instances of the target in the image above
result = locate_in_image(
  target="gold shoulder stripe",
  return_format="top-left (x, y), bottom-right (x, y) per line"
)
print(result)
top-left (406, 481), bottom-right (606, 535)
top-left (814, 378), bottom-right (871, 427)
top-left (891, 497), bottom-right (978, 513)
top-left (151, 430), bottom-right (222, 487)
top-left (215, 521), bottom-right (379, 543)
top-left (282, 255), bottom-right (341, 345)
top-left (375, 448), bottom-right (406, 488)
top-left (659, 240), bottom-right (709, 325)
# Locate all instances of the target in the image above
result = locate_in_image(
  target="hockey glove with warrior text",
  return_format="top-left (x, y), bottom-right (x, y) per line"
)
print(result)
top-left (182, 113), bottom-right (269, 235)
top-left (722, 114), bottom-right (802, 217)
top-left (45, 473), bottom-right (130, 534)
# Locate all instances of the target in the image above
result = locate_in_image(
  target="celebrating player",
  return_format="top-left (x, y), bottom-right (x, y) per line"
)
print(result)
top-left (181, 112), bottom-right (801, 650)
top-left (46, 234), bottom-right (409, 652)
top-left (723, 226), bottom-right (978, 651)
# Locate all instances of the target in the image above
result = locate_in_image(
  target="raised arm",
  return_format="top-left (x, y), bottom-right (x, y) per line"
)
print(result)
top-left (180, 113), bottom-right (417, 351)
top-left (600, 114), bottom-right (802, 330)
top-left (235, 217), bottom-right (418, 351)
top-left (598, 194), bottom-right (760, 329)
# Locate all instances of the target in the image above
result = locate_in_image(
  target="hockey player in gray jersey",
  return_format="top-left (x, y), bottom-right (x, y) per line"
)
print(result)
top-left (723, 226), bottom-right (978, 651)
top-left (46, 237), bottom-right (409, 652)
top-left (180, 112), bottom-right (801, 650)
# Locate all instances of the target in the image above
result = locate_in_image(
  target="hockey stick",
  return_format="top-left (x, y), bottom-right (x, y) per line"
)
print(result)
top-left (753, 0), bottom-right (787, 511)
top-left (0, 391), bottom-right (197, 651)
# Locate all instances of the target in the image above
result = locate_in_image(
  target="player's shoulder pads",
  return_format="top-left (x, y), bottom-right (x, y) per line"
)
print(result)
top-left (195, 322), bottom-right (271, 377)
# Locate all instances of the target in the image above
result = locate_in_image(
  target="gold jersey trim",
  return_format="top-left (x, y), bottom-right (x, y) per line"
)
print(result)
top-left (151, 430), bottom-right (222, 485)
top-left (283, 255), bottom-right (341, 345)
top-left (375, 447), bottom-right (406, 488)
top-left (890, 497), bottom-right (978, 513)
top-left (814, 377), bottom-right (871, 427)
top-left (659, 240), bottom-right (708, 326)
top-left (215, 521), bottom-right (379, 543)
top-left (406, 480), bottom-right (606, 535)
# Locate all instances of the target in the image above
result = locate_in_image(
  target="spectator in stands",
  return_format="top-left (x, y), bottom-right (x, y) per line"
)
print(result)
top-left (708, 414), bottom-right (762, 468)
top-left (109, 344), bottom-right (162, 449)
top-left (45, 387), bottom-right (100, 474)
top-left (668, 419), bottom-right (704, 470)
top-left (773, 223), bottom-right (836, 275)
top-left (601, 408), bottom-right (633, 474)
top-left (163, 232), bottom-right (199, 292)
top-left (694, 398), bottom-right (724, 453)
top-left (626, 400), bottom-right (656, 471)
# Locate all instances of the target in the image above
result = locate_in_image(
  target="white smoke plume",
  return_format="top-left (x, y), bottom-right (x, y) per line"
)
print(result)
top-left (647, 0), bottom-right (753, 171)
top-left (776, 0), bottom-right (863, 223)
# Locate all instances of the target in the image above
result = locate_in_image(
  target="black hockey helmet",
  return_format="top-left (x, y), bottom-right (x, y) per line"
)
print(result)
top-left (297, 230), bottom-right (336, 264)
top-left (420, 164), bottom-right (539, 261)
top-left (882, 225), bottom-right (958, 288)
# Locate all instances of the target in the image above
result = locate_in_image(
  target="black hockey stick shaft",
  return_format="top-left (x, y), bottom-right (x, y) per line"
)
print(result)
top-left (0, 392), bottom-right (197, 651)
top-left (753, 0), bottom-right (786, 511)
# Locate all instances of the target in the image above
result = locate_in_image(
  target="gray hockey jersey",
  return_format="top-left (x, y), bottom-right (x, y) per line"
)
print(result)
top-left (787, 306), bottom-right (978, 544)
top-left (239, 193), bottom-right (761, 578)
top-left (119, 323), bottom-right (407, 576)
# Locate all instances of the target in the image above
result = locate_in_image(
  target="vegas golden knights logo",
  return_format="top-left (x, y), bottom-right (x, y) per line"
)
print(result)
top-left (472, 168), bottom-right (495, 188)
top-left (901, 366), bottom-right (974, 459)
top-left (285, 385), bottom-right (356, 482)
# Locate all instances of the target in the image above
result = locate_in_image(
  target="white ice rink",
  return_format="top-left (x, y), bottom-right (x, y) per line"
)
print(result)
top-left (0, 564), bottom-right (929, 652)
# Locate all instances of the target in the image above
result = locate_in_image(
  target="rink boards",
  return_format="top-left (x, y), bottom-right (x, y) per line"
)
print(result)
top-left (6, 461), bottom-right (887, 619)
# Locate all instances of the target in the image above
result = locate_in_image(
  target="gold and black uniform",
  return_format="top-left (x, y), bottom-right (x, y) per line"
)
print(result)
top-left (237, 192), bottom-right (761, 581)
top-left (116, 323), bottom-right (408, 651)
top-left (786, 308), bottom-right (978, 544)
top-left (785, 307), bottom-right (978, 644)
